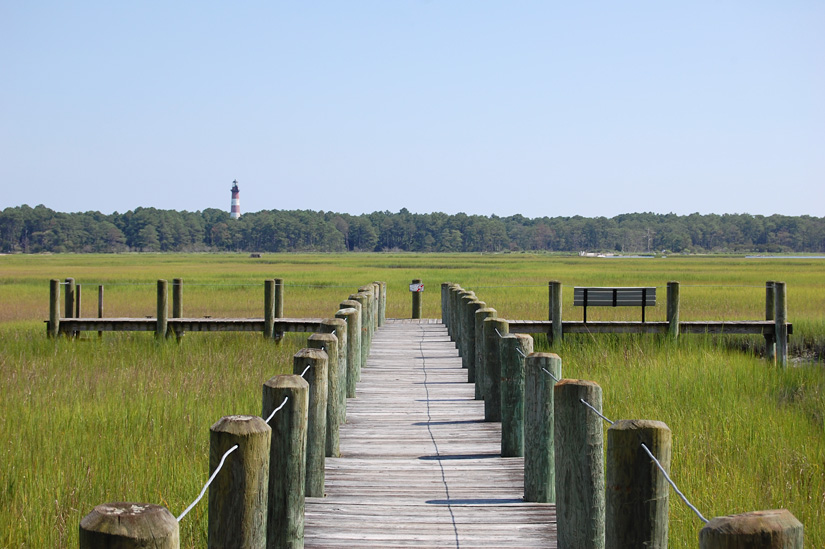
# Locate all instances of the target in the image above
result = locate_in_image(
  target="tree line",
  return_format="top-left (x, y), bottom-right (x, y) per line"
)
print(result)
top-left (1, 204), bottom-right (824, 254)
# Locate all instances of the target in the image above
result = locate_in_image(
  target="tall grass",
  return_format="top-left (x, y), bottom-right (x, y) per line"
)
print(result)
top-left (0, 252), bottom-right (823, 547)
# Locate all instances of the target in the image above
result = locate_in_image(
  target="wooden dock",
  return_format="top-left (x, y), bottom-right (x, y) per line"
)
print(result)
top-left (509, 319), bottom-right (792, 336)
top-left (304, 319), bottom-right (556, 548)
top-left (48, 317), bottom-right (323, 335)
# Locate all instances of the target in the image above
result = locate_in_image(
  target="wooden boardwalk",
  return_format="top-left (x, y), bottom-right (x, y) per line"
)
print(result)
top-left (305, 319), bottom-right (556, 548)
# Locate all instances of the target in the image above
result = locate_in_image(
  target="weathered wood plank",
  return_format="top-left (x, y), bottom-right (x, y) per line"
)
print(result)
top-left (510, 320), bottom-right (793, 335)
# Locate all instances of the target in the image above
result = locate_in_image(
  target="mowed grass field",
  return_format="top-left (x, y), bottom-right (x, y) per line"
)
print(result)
top-left (1, 252), bottom-right (823, 547)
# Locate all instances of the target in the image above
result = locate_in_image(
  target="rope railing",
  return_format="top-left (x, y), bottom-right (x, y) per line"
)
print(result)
top-left (176, 444), bottom-right (239, 522)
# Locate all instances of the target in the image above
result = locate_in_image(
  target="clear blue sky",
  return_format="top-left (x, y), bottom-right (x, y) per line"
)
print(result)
top-left (2, 1), bottom-right (823, 218)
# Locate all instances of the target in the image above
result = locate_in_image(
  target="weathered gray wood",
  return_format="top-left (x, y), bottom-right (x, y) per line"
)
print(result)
top-left (605, 419), bottom-right (671, 549)
top-left (524, 353), bottom-right (561, 503)
top-left (294, 348), bottom-right (329, 497)
top-left (336, 307), bottom-right (360, 398)
top-left (76, 283), bottom-right (82, 318)
top-left (474, 307), bottom-right (496, 401)
top-left (349, 293), bottom-right (371, 370)
top-left (411, 278), bottom-right (423, 319)
top-left (775, 281), bottom-right (788, 368)
top-left (374, 281), bottom-right (387, 327)
top-left (667, 281), bottom-right (680, 339)
top-left (64, 278), bottom-right (76, 336)
top-left (500, 333), bottom-right (533, 457)
top-left (274, 278), bottom-right (285, 342)
top-left (265, 279), bottom-right (276, 339)
top-left (97, 285), bottom-right (104, 338)
top-left (483, 317), bottom-right (509, 422)
top-left (208, 415), bottom-right (271, 548)
top-left (765, 281), bottom-right (776, 361)
top-left (171, 278), bottom-right (183, 341)
top-left (549, 280), bottom-right (563, 346)
top-left (464, 299), bottom-right (484, 383)
top-left (554, 379), bottom-right (605, 549)
top-left (263, 375), bottom-right (309, 549)
top-left (359, 285), bottom-right (378, 334)
top-left (509, 319), bottom-right (792, 336)
top-left (308, 333), bottom-right (340, 457)
top-left (440, 282), bottom-right (450, 325)
top-left (49, 279), bottom-right (60, 338)
top-left (156, 279), bottom-right (167, 340)
top-left (699, 509), bottom-right (803, 548)
top-left (79, 503), bottom-right (179, 549)
top-left (449, 284), bottom-right (462, 343)
top-left (458, 291), bottom-right (476, 366)
top-left (320, 318), bottom-right (348, 425)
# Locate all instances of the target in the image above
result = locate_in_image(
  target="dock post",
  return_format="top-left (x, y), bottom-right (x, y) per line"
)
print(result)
top-left (308, 332), bottom-right (340, 458)
top-left (80, 503), bottom-right (179, 549)
top-left (172, 278), bottom-right (183, 341)
top-left (774, 281), bottom-right (788, 368)
top-left (500, 333), bottom-right (533, 457)
top-left (482, 317), bottom-right (509, 422)
top-left (349, 294), bottom-right (370, 370)
top-left (49, 279), bottom-right (60, 338)
top-left (336, 305), bottom-right (360, 397)
top-left (156, 280), bottom-right (168, 340)
top-left (457, 290), bottom-right (475, 363)
top-left (667, 281), bottom-right (680, 340)
top-left (464, 299), bottom-right (484, 383)
top-left (97, 285), bottom-right (104, 338)
top-left (524, 353), bottom-right (561, 503)
top-left (411, 278), bottom-right (423, 319)
top-left (263, 375), bottom-right (309, 549)
top-left (64, 277), bottom-right (75, 321)
top-left (294, 348), bottom-right (328, 497)
top-left (264, 279), bottom-right (275, 339)
top-left (320, 318), bottom-right (348, 425)
top-left (699, 509), bottom-right (803, 548)
top-left (474, 308), bottom-right (496, 400)
top-left (441, 283), bottom-right (450, 326)
top-left (605, 420), bottom-right (671, 549)
top-left (208, 415), bottom-right (271, 548)
top-left (76, 284), bottom-right (82, 319)
top-left (548, 280), bottom-right (562, 347)
top-left (374, 281), bottom-right (386, 327)
top-left (274, 278), bottom-right (284, 342)
top-left (554, 379), bottom-right (605, 549)
top-left (765, 281), bottom-right (776, 361)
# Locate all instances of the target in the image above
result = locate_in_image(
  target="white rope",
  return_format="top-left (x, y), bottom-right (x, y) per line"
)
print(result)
top-left (580, 399), bottom-right (614, 425)
top-left (495, 328), bottom-right (505, 338)
top-left (264, 396), bottom-right (289, 424)
top-left (177, 444), bottom-right (239, 522)
top-left (300, 364), bottom-right (311, 378)
top-left (541, 367), bottom-right (559, 382)
top-left (516, 347), bottom-right (527, 358)
top-left (641, 443), bottom-right (709, 524)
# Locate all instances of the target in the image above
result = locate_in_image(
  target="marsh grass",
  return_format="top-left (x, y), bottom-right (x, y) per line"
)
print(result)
top-left (0, 253), bottom-right (823, 547)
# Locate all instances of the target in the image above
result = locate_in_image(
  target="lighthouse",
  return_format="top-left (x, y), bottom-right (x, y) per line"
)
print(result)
top-left (230, 180), bottom-right (241, 219)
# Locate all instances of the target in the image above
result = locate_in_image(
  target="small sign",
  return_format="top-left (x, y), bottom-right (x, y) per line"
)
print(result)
top-left (409, 282), bottom-right (424, 292)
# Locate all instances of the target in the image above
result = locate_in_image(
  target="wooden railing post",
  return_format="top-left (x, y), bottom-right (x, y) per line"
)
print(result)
top-left (457, 290), bottom-right (475, 364)
top-left (49, 279), bottom-right (60, 338)
top-left (263, 375), bottom-right (309, 549)
top-left (294, 348), bottom-right (328, 497)
top-left (441, 282), bottom-right (450, 326)
top-left (264, 279), bottom-right (275, 339)
top-left (499, 333), bottom-right (533, 457)
top-left (274, 278), bottom-right (284, 342)
top-left (765, 281), bottom-right (776, 361)
top-left (554, 379), bottom-right (605, 549)
top-left (605, 420), bottom-right (671, 549)
top-left (172, 278), bottom-right (183, 341)
top-left (97, 284), bottom-right (104, 339)
top-left (64, 277), bottom-right (75, 320)
top-left (374, 281), bottom-right (387, 327)
top-left (548, 280), bottom-right (562, 346)
top-left (80, 503), bottom-right (179, 548)
top-left (667, 281), bottom-right (680, 340)
top-left (464, 299), bottom-right (485, 383)
top-left (336, 305), bottom-right (361, 397)
top-left (348, 294), bottom-right (370, 370)
top-left (208, 415), bottom-right (271, 548)
top-left (76, 283), bottom-right (82, 319)
top-left (308, 332), bottom-right (340, 458)
top-left (474, 307), bottom-right (496, 401)
top-left (449, 284), bottom-right (462, 344)
top-left (774, 281), bottom-right (788, 368)
top-left (411, 278), bottom-right (423, 319)
top-left (482, 317), bottom-right (509, 422)
top-left (320, 318), bottom-right (348, 426)
top-left (699, 509), bottom-right (803, 548)
top-left (524, 353), bottom-right (561, 503)
top-left (156, 279), bottom-right (168, 340)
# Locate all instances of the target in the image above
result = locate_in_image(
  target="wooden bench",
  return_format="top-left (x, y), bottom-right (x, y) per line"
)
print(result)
top-left (574, 287), bottom-right (656, 323)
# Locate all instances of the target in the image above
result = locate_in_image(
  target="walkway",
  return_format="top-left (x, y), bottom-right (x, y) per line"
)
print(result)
top-left (304, 319), bottom-right (557, 548)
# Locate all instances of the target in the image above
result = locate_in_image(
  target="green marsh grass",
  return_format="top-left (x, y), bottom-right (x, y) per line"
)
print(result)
top-left (0, 252), bottom-right (823, 547)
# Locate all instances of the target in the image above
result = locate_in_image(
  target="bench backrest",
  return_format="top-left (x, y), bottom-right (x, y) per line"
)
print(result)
top-left (573, 287), bottom-right (656, 307)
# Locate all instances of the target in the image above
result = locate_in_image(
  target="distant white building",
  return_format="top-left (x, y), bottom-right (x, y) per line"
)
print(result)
top-left (230, 180), bottom-right (241, 219)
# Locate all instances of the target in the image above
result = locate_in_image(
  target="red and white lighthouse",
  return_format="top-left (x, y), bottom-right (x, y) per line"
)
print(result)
top-left (230, 180), bottom-right (241, 219)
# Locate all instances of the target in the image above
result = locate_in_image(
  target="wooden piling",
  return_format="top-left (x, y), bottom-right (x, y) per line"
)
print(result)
top-left (156, 279), bottom-right (168, 340)
top-left (336, 306), bottom-right (360, 398)
top-left (464, 299), bottom-right (484, 383)
top-left (774, 281), bottom-right (788, 368)
top-left (320, 318), bottom-right (348, 425)
top-left (765, 281), bottom-right (776, 361)
top-left (49, 279), bottom-right (60, 338)
top-left (308, 333), bottom-right (340, 457)
top-left (350, 293), bottom-right (371, 369)
top-left (499, 333), bottom-right (533, 457)
top-left (667, 281), bottom-right (680, 340)
top-left (274, 278), bottom-right (284, 342)
top-left (208, 415), bottom-right (271, 548)
top-left (554, 379), bottom-right (605, 549)
top-left (294, 348), bottom-right (328, 498)
top-left (172, 278), bottom-right (183, 341)
top-left (374, 281), bottom-right (387, 327)
top-left (65, 277), bottom-right (75, 320)
top-left (441, 283), bottom-right (450, 325)
top-left (264, 279), bottom-right (275, 339)
top-left (449, 284), bottom-right (462, 344)
top-left (80, 503), bottom-right (179, 549)
top-left (76, 283), bottom-right (82, 318)
top-left (263, 375), bottom-right (309, 549)
top-left (548, 280), bottom-right (562, 346)
top-left (524, 353), bottom-right (561, 503)
top-left (457, 290), bottom-right (475, 364)
top-left (605, 419), bottom-right (671, 549)
top-left (699, 509), bottom-right (803, 548)
top-left (411, 278), bottom-right (423, 319)
top-left (474, 308), bottom-right (496, 400)
top-left (482, 317), bottom-right (508, 422)
top-left (97, 285), bottom-right (103, 338)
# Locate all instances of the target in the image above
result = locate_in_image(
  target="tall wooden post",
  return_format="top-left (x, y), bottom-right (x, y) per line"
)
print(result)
top-left (458, 291), bottom-right (476, 365)
top-left (274, 277), bottom-right (284, 342)
top-left (474, 308), bottom-right (496, 401)
top-left (208, 415), bottom-right (271, 549)
top-left (337, 306), bottom-right (361, 397)
top-left (667, 281), bottom-right (680, 340)
top-left (80, 503), bottom-right (179, 549)
top-left (64, 277), bottom-right (75, 319)
top-left (774, 281), bottom-right (788, 368)
top-left (374, 281), bottom-right (387, 327)
top-left (482, 317), bottom-right (508, 422)
top-left (554, 379), bottom-right (605, 549)
top-left (349, 294), bottom-right (370, 370)
top-left (97, 285), bottom-right (104, 339)
top-left (294, 348), bottom-right (328, 497)
top-left (548, 280), bottom-right (562, 346)
top-left (49, 279), bottom-right (60, 338)
top-left (465, 299), bottom-right (485, 383)
top-left (171, 278), bottom-right (183, 341)
top-left (449, 285), bottom-right (462, 344)
top-left (410, 278), bottom-right (423, 319)
top-left (264, 279), bottom-right (275, 339)
top-left (308, 333), bottom-right (340, 458)
top-left (320, 318), bottom-right (348, 425)
top-left (156, 279), bottom-right (168, 340)
top-left (263, 375), bottom-right (309, 549)
top-left (76, 283), bottom-right (82, 318)
top-left (499, 333), bottom-right (533, 457)
top-left (524, 353), bottom-right (561, 503)
top-left (605, 420), bottom-right (671, 549)
top-left (765, 281), bottom-right (776, 361)
top-left (699, 509), bottom-right (803, 548)
top-left (441, 283), bottom-right (450, 326)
